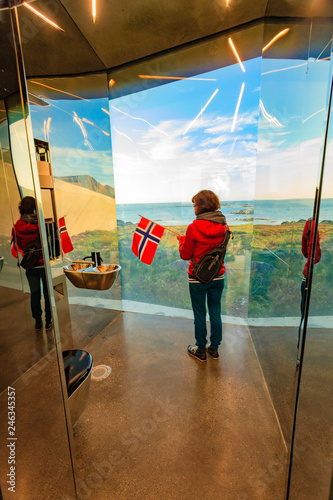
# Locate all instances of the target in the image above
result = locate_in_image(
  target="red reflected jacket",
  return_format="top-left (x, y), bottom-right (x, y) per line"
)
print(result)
top-left (179, 218), bottom-right (227, 276)
top-left (11, 219), bottom-right (44, 266)
top-left (301, 219), bottom-right (321, 276)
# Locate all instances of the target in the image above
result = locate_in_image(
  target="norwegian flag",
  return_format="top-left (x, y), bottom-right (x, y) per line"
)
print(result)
top-left (59, 217), bottom-right (74, 254)
top-left (132, 217), bottom-right (165, 265)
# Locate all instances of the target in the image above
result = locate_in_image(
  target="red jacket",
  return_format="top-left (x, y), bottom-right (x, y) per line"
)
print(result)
top-left (11, 219), bottom-right (44, 266)
top-left (301, 219), bottom-right (321, 276)
top-left (179, 219), bottom-right (227, 276)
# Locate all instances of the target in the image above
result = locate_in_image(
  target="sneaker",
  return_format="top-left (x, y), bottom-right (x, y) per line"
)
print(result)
top-left (45, 320), bottom-right (53, 331)
top-left (207, 347), bottom-right (219, 359)
top-left (35, 319), bottom-right (43, 331)
top-left (187, 345), bottom-right (206, 362)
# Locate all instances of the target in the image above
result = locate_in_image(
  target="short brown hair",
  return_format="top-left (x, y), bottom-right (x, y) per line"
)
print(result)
top-left (192, 190), bottom-right (220, 214)
top-left (19, 196), bottom-right (36, 215)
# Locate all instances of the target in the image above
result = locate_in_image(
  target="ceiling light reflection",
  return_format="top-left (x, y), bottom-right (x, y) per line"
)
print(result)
top-left (228, 38), bottom-right (245, 72)
top-left (23, 3), bottom-right (65, 32)
top-left (262, 28), bottom-right (290, 52)
top-left (73, 112), bottom-right (94, 150)
top-left (315, 37), bottom-right (333, 61)
top-left (30, 81), bottom-right (89, 101)
top-left (139, 75), bottom-right (217, 81)
top-left (82, 117), bottom-right (110, 136)
top-left (111, 106), bottom-right (168, 136)
top-left (183, 88), bottom-right (219, 135)
top-left (231, 82), bottom-right (245, 133)
top-left (303, 108), bottom-right (325, 123)
top-left (113, 127), bottom-right (134, 143)
top-left (259, 99), bottom-right (282, 127)
top-left (43, 117), bottom-right (51, 141)
top-left (92, 0), bottom-right (96, 23)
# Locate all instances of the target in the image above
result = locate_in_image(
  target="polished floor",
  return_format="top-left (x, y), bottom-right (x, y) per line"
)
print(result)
top-left (72, 312), bottom-right (287, 500)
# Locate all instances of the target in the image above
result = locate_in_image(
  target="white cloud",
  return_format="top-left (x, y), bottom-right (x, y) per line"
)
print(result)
top-left (49, 146), bottom-right (114, 185)
top-left (255, 137), bottom-right (333, 199)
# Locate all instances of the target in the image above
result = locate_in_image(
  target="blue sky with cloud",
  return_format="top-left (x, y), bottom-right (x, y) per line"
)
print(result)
top-left (28, 52), bottom-right (333, 204)
top-left (110, 58), bottom-right (262, 203)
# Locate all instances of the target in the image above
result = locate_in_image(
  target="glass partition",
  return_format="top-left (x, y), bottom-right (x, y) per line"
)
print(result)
top-left (0, 6), bottom-right (76, 499)
top-left (25, 72), bottom-right (122, 348)
top-left (287, 33), bottom-right (333, 499)
top-left (248, 20), bottom-right (333, 448)
top-left (109, 24), bottom-right (264, 321)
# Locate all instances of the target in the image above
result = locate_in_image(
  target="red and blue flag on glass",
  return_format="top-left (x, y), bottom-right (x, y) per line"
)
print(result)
top-left (59, 216), bottom-right (74, 254)
top-left (132, 217), bottom-right (165, 265)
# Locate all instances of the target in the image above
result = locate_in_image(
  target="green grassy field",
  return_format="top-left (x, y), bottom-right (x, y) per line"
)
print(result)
top-left (2, 219), bottom-right (332, 318)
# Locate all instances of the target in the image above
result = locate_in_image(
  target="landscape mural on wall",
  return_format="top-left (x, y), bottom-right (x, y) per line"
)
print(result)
top-left (108, 53), bottom-right (333, 319)
top-left (24, 50), bottom-right (333, 319)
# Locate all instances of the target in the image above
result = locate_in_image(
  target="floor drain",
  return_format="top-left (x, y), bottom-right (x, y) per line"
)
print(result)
top-left (91, 365), bottom-right (112, 381)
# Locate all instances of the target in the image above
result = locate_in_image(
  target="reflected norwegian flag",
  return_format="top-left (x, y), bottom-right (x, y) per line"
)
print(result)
top-left (59, 217), bottom-right (73, 254)
top-left (132, 217), bottom-right (165, 265)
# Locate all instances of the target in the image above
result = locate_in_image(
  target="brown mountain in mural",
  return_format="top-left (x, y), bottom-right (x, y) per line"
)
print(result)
top-left (55, 175), bottom-right (115, 199)
top-left (54, 179), bottom-right (117, 236)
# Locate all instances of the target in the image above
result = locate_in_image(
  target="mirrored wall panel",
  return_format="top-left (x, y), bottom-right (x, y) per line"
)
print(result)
top-left (23, 72), bottom-right (122, 350)
top-left (248, 19), bottom-right (333, 447)
top-left (0, 6), bottom-right (76, 499)
top-left (288, 33), bottom-right (333, 499)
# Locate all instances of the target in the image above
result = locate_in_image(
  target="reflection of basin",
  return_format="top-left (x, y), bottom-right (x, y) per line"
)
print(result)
top-left (0, 257), bottom-right (3, 272)
top-left (63, 263), bottom-right (121, 290)
top-left (62, 349), bottom-right (93, 426)
top-left (71, 260), bottom-right (94, 270)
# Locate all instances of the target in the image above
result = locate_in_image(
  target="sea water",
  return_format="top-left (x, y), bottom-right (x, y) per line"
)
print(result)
top-left (116, 199), bottom-right (333, 226)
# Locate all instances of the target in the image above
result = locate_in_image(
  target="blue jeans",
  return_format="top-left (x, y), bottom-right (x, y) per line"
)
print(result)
top-left (26, 267), bottom-right (52, 323)
top-left (189, 278), bottom-right (224, 351)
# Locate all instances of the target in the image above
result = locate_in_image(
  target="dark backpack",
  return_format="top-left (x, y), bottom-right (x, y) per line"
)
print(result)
top-left (20, 240), bottom-right (42, 270)
top-left (191, 229), bottom-right (232, 284)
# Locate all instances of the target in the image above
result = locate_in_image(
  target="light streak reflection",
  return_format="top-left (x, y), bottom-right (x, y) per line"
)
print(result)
top-left (73, 111), bottom-right (94, 150)
top-left (30, 81), bottom-right (89, 101)
top-left (139, 75), bottom-right (217, 81)
top-left (111, 106), bottom-right (168, 136)
top-left (183, 89), bottom-right (219, 135)
top-left (259, 99), bottom-right (282, 127)
top-left (92, 0), bottom-right (96, 23)
top-left (262, 29), bottom-right (290, 52)
top-left (231, 82), bottom-right (245, 133)
top-left (113, 127), bottom-right (134, 143)
top-left (23, 3), bottom-right (65, 32)
top-left (228, 38), bottom-right (246, 73)
top-left (82, 117), bottom-right (110, 136)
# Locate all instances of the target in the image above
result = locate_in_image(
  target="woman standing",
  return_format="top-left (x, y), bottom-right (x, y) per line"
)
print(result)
top-left (177, 190), bottom-right (227, 362)
top-left (12, 196), bottom-right (52, 331)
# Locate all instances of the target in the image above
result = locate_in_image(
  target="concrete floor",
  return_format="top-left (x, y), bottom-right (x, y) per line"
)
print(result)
top-left (72, 312), bottom-right (288, 500)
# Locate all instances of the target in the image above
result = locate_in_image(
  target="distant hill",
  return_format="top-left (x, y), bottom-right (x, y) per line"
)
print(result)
top-left (55, 175), bottom-right (115, 199)
top-left (54, 179), bottom-right (117, 236)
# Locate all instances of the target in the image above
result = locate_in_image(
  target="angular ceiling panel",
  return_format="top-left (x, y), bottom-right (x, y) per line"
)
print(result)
top-left (59, 0), bottom-right (269, 69)
top-left (17, 1), bottom-right (105, 78)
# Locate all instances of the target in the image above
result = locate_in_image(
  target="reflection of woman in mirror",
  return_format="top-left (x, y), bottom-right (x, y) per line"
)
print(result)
top-left (297, 217), bottom-right (321, 364)
top-left (11, 196), bottom-right (52, 331)
top-left (176, 190), bottom-right (227, 362)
